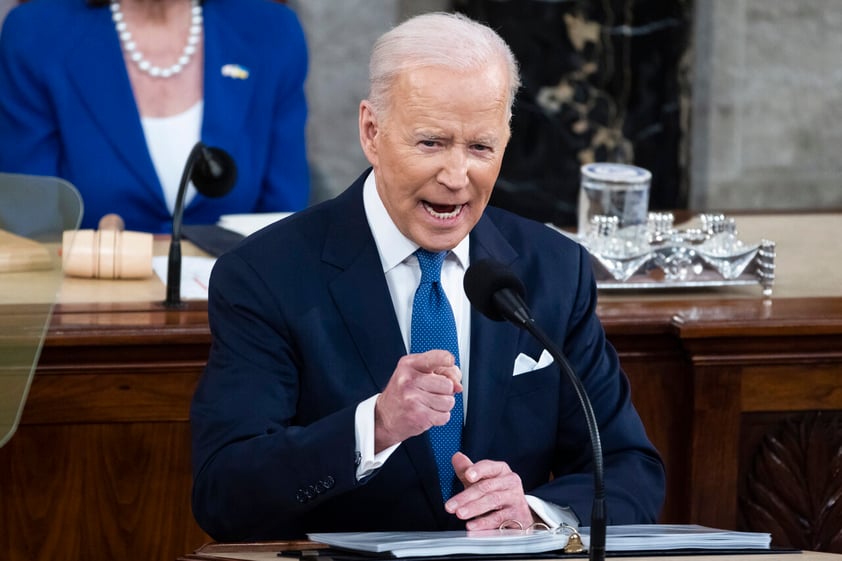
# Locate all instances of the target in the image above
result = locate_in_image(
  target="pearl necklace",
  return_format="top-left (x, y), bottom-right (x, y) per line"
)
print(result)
top-left (110, 0), bottom-right (202, 79)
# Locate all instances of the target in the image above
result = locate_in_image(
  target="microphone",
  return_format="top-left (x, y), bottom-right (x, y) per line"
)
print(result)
top-left (464, 259), bottom-right (606, 561)
top-left (164, 142), bottom-right (237, 308)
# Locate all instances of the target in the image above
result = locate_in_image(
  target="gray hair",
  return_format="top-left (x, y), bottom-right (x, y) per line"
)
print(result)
top-left (367, 12), bottom-right (521, 120)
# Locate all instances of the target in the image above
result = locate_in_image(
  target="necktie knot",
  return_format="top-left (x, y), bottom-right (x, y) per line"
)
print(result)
top-left (415, 249), bottom-right (447, 284)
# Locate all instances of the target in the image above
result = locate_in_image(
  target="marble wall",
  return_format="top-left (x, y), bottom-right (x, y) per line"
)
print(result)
top-left (690, 0), bottom-right (842, 211)
top-left (454, 0), bottom-right (692, 226)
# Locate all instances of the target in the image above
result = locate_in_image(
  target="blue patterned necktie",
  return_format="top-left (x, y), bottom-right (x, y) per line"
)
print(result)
top-left (410, 249), bottom-right (464, 501)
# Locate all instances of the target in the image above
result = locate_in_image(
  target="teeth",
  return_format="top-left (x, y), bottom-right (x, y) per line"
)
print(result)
top-left (423, 202), bottom-right (462, 219)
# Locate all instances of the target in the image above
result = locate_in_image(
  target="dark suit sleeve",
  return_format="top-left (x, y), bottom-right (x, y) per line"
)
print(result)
top-left (527, 243), bottom-right (666, 525)
top-left (190, 251), bottom-right (361, 541)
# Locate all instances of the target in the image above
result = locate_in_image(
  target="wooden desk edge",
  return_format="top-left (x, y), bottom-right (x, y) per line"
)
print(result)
top-left (177, 542), bottom-right (842, 561)
top-left (178, 541), bottom-right (325, 561)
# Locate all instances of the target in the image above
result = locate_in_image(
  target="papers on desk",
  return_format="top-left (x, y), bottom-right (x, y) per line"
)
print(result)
top-left (152, 255), bottom-right (215, 300)
top-left (308, 529), bottom-right (570, 558)
top-left (588, 524), bottom-right (772, 551)
top-left (217, 212), bottom-right (293, 237)
top-left (308, 525), bottom-right (771, 558)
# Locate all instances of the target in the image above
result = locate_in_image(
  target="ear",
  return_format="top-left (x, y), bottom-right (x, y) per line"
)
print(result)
top-left (358, 100), bottom-right (380, 167)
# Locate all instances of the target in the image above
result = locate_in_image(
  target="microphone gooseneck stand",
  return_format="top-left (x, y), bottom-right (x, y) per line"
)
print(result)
top-left (510, 305), bottom-right (606, 561)
top-left (165, 142), bottom-right (237, 308)
top-left (465, 259), bottom-right (606, 561)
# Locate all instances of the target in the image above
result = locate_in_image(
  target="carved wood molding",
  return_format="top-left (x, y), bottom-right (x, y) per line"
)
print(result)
top-left (741, 411), bottom-right (842, 552)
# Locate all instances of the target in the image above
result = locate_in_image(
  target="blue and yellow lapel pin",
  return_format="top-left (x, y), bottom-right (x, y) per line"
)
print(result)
top-left (221, 64), bottom-right (249, 80)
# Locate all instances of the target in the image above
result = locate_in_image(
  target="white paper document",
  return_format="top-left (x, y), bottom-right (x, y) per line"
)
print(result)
top-left (308, 529), bottom-right (570, 558)
top-left (217, 212), bottom-right (293, 237)
top-left (308, 524), bottom-right (771, 558)
top-left (152, 255), bottom-right (216, 300)
top-left (583, 524), bottom-right (772, 551)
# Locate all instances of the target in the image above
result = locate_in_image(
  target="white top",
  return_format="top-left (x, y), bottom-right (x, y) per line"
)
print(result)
top-left (140, 101), bottom-right (204, 214)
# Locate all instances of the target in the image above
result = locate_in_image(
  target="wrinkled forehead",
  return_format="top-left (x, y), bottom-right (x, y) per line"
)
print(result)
top-left (387, 61), bottom-right (514, 120)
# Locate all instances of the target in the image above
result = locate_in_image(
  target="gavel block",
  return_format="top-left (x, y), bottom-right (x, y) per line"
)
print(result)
top-left (62, 214), bottom-right (153, 279)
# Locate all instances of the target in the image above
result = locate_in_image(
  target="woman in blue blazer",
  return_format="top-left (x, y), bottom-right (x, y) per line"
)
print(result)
top-left (0, 0), bottom-right (310, 233)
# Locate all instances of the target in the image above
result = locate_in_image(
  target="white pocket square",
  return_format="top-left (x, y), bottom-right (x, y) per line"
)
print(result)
top-left (512, 349), bottom-right (554, 376)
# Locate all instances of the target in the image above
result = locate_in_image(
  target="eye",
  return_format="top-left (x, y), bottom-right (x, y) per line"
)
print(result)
top-left (419, 139), bottom-right (440, 148)
top-left (471, 143), bottom-right (492, 153)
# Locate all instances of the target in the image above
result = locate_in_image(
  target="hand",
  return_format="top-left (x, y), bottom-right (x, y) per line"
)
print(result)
top-left (374, 350), bottom-right (462, 452)
top-left (445, 452), bottom-right (535, 531)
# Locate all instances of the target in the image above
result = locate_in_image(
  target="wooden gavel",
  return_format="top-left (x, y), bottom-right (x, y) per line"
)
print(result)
top-left (62, 214), bottom-right (153, 279)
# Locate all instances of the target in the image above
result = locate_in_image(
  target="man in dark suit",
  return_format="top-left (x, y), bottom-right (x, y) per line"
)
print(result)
top-left (190, 12), bottom-right (665, 542)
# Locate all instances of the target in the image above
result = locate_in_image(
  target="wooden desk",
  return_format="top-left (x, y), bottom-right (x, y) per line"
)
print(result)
top-left (1, 215), bottom-right (840, 561)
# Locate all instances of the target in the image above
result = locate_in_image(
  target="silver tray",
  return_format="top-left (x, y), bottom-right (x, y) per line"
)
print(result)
top-left (558, 212), bottom-right (777, 297)
top-left (595, 273), bottom-right (762, 291)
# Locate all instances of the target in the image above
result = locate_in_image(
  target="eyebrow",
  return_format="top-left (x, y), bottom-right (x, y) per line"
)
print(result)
top-left (471, 135), bottom-right (499, 146)
top-left (416, 131), bottom-right (499, 146)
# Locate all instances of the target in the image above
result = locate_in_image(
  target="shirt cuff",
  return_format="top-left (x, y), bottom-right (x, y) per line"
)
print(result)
top-left (354, 394), bottom-right (400, 480)
top-left (525, 495), bottom-right (580, 529)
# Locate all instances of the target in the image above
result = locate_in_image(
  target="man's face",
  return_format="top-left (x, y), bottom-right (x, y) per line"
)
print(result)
top-left (359, 63), bottom-right (511, 252)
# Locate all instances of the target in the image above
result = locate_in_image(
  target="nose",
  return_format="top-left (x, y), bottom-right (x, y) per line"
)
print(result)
top-left (436, 147), bottom-right (470, 190)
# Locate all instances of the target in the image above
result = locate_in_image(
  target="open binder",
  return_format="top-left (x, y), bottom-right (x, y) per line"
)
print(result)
top-left (307, 525), bottom-right (774, 559)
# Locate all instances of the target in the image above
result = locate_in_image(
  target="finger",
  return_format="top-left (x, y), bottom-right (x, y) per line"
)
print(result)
top-left (409, 349), bottom-right (456, 373)
top-left (386, 379), bottom-right (456, 417)
top-left (451, 452), bottom-right (474, 487)
top-left (451, 480), bottom-right (530, 528)
top-left (445, 465), bottom-right (523, 518)
top-left (459, 458), bottom-right (511, 485)
top-left (451, 468), bottom-right (518, 507)
top-left (464, 503), bottom-right (533, 532)
top-left (407, 351), bottom-right (464, 387)
top-left (433, 364), bottom-right (463, 392)
top-left (422, 393), bottom-right (457, 415)
top-left (414, 370), bottom-right (461, 396)
top-left (449, 484), bottom-right (518, 523)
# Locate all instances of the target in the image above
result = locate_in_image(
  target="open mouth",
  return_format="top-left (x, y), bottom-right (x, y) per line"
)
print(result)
top-left (422, 201), bottom-right (464, 219)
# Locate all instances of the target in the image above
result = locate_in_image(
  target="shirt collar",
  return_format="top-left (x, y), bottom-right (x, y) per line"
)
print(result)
top-left (363, 171), bottom-right (470, 273)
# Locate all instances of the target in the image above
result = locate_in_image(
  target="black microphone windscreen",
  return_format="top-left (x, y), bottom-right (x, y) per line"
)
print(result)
top-left (192, 146), bottom-right (237, 198)
top-left (463, 259), bottom-right (526, 322)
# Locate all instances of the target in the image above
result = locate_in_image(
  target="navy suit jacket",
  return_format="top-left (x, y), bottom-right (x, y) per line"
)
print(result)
top-left (0, 0), bottom-right (309, 233)
top-left (190, 171), bottom-right (665, 541)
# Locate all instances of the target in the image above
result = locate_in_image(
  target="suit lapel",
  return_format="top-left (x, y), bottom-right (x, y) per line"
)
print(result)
top-left (462, 214), bottom-right (523, 461)
top-left (322, 178), bottom-right (449, 519)
top-left (65, 9), bottom-right (161, 201)
top-left (322, 181), bottom-right (404, 392)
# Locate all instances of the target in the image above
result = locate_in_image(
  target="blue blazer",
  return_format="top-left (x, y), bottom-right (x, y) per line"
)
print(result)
top-left (190, 170), bottom-right (666, 541)
top-left (0, 0), bottom-right (309, 233)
